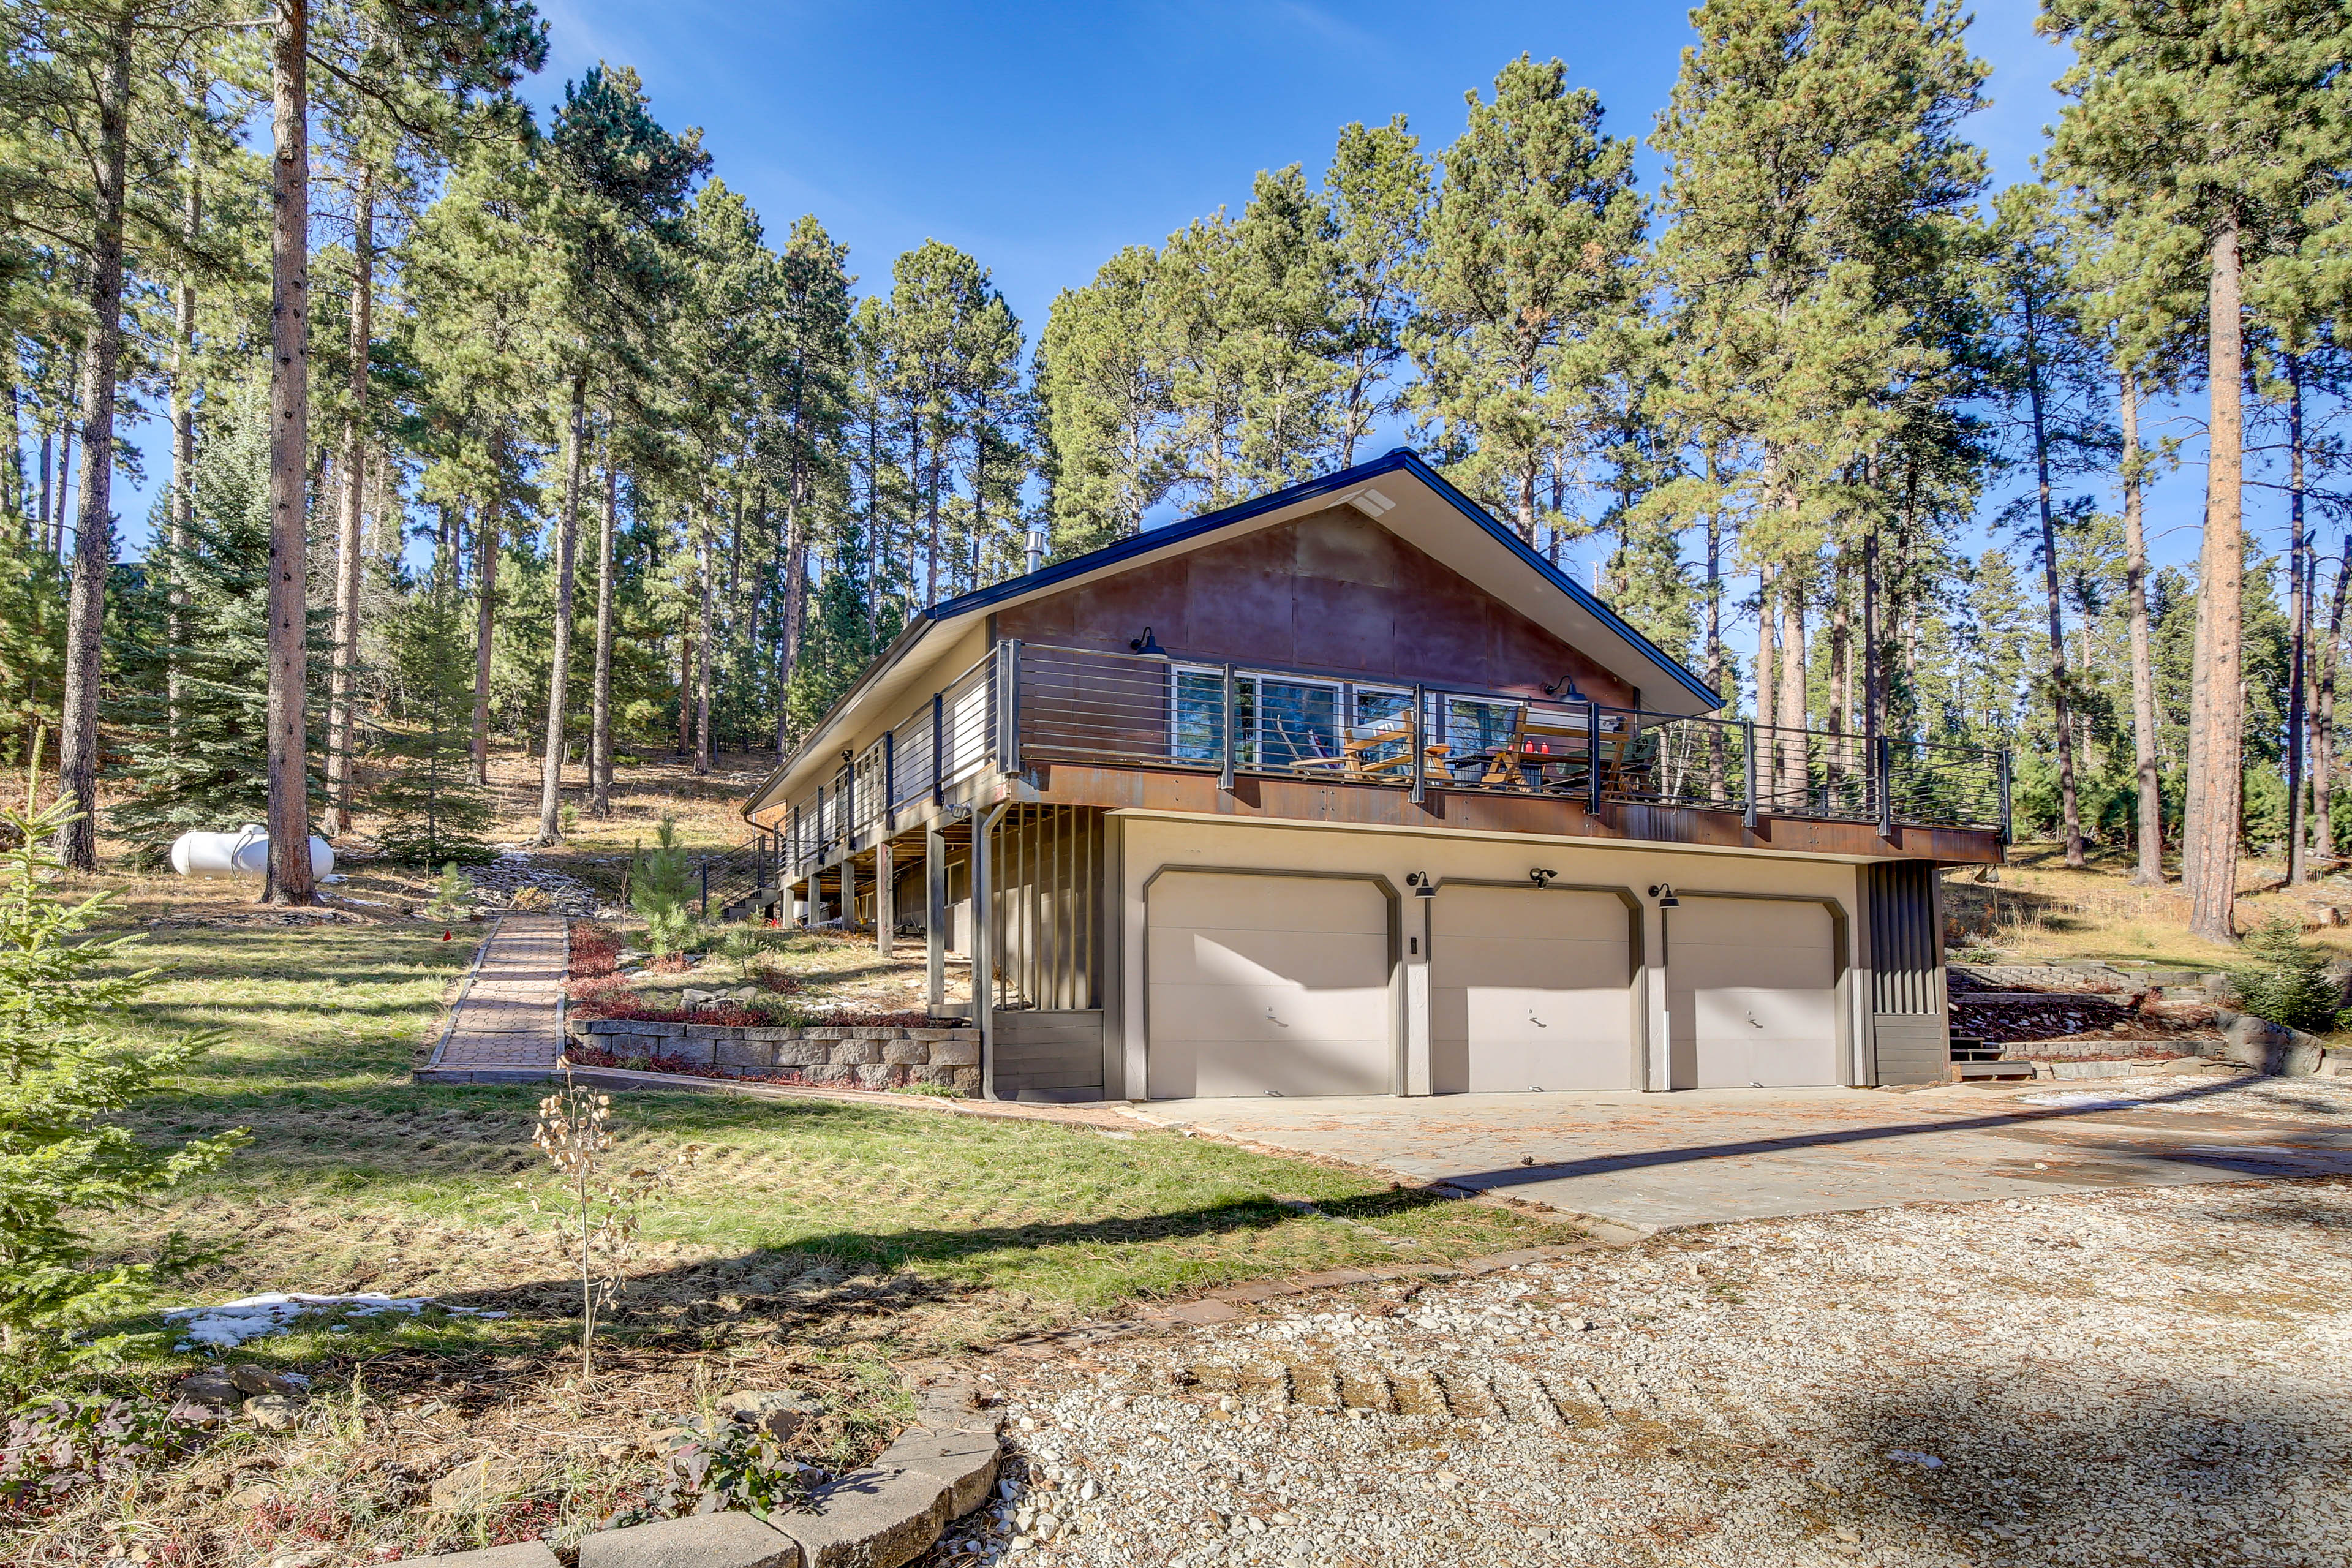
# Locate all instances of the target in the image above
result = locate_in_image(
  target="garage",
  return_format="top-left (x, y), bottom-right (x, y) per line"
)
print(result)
top-left (1430, 885), bottom-right (1637, 1093)
top-left (1668, 896), bottom-right (1841, 1088)
top-left (1145, 872), bottom-right (1393, 1099)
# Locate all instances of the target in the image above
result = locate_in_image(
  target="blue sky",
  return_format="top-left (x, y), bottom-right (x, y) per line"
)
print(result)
top-left (104, 1), bottom-right (2238, 592)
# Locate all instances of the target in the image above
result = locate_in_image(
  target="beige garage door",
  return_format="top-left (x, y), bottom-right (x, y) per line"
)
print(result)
top-left (1431, 886), bottom-right (1635, 1093)
top-left (1146, 872), bottom-right (1392, 1099)
top-left (1669, 897), bottom-right (1840, 1088)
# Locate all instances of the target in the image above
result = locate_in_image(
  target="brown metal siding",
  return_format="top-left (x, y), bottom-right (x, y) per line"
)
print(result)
top-left (994, 505), bottom-right (1637, 705)
top-left (1866, 861), bottom-right (1949, 1085)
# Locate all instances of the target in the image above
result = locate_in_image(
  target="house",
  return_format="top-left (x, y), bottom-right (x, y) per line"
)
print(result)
top-left (739, 449), bottom-right (2007, 1104)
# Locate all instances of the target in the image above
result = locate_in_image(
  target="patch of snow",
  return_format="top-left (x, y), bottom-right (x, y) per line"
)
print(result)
top-left (165, 1291), bottom-right (508, 1351)
top-left (2018, 1091), bottom-right (2155, 1109)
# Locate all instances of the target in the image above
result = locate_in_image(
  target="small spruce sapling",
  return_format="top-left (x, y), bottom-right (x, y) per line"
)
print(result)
top-left (0, 740), bottom-right (246, 1384)
top-left (424, 862), bottom-right (471, 939)
top-left (629, 816), bottom-right (698, 960)
top-left (2227, 913), bottom-right (2352, 1036)
top-left (529, 1058), bottom-right (696, 1381)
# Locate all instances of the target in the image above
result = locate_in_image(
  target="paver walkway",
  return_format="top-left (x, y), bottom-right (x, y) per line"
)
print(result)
top-left (1139, 1076), bottom-right (2352, 1233)
top-left (416, 913), bottom-right (569, 1081)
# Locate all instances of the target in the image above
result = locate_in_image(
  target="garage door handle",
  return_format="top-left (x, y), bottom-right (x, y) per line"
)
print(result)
top-left (1265, 1008), bottom-right (1288, 1028)
top-left (1747, 1011), bottom-right (1763, 1029)
top-left (1528, 1012), bottom-right (1547, 1028)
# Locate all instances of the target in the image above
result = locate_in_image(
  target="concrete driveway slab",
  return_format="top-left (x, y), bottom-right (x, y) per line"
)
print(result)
top-left (1137, 1074), bottom-right (2352, 1232)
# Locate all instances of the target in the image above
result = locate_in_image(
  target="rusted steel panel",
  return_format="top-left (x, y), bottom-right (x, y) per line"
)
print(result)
top-left (993, 505), bottom-right (1635, 706)
top-left (1017, 763), bottom-right (2003, 864)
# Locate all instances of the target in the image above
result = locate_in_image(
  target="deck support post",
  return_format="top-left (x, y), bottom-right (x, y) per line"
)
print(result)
top-left (971, 802), bottom-right (1011, 1099)
top-left (841, 853), bottom-right (858, 932)
top-left (925, 817), bottom-right (948, 1014)
top-left (875, 840), bottom-right (894, 957)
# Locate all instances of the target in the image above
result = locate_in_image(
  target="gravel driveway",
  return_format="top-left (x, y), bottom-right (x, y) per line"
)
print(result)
top-left (938, 1174), bottom-right (2352, 1568)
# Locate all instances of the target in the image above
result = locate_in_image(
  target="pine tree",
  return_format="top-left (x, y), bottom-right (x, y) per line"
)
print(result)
top-left (374, 557), bottom-right (495, 865)
top-left (1035, 246), bottom-right (1174, 556)
top-left (109, 379), bottom-right (308, 867)
top-left (2043, 0), bottom-right (2352, 940)
top-left (1409, 55), bottom-right (1644, 548)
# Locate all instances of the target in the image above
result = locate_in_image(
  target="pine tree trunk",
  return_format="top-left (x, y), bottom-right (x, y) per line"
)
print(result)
top-left (1756, 562), bottom-right (1777, 807)
top-left (2122, 371), bottom-right (2163, 884)
top-left (473, 497), bottom-right (497, 783)
top-left (2285, 358), bottom-right (2309, 884)
top-left (55, 413), bottom-right (72, 560)
top-left (694, 520), bottom-right (713, 774)
top-left (262, 0), bottom-right (315, 905)
top-left (1778, 576), bottom-right (1806, 808)
top-left (2025, 292), bottom-right (2086, 869)
top-left (2315, 538), bottom-right (2351, 863)
top-left (537, 372), bottom-right (587, 842)
top-left (2184, 217), bottom-right (2245, 944)
top-left (53, 19), bottom-right (133, 872)
top-left (168, 148), bottom-right (200, 744)
top-left (36, 427), bottom-right (50, 542)
top-left (925, 421), bottom-right (942, 611)
top-left (326, 165), bottom-right (372, 835)
top-left (590, 430), bottom-right (617, 818)
top-left (1704, 466), bottom-right (1725, 805)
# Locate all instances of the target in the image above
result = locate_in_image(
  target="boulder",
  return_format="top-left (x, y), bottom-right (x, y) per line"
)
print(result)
top-left (2212, 1010), bottom-right (2328, 1077)
top-left (244, 1394), bottom-right (302, 1431)
top-left (717, 1389), bottom-right (823, 1443)
top-left (174, 1372), bottom-right (242, 1409)
top-left (429, 1456), bottom-right (529, 1512)
top-left (228, 1365), bottom-right (309, 1398)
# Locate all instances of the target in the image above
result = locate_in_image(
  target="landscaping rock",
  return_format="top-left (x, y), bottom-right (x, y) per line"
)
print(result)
top-left (228, 1364), bottom-right (309, 1398)
top-left (578, 1513), bottom-right (802, 1568)
top-left (2213, 1009), bottom-right (2328, 1076)
top-left (244, 1394), bottom-right (302, 1431)
top-left (774, 1468), bottom-right (949, 1568)
top-left (718, 1388), bottom-right (824, 1442)
top-left (386, 1545), bottom-right (560, 1568)
top-left (174, 1372), bottom-right (242, 1409)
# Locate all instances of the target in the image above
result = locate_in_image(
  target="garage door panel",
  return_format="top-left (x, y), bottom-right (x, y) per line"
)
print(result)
top-left (1431, 887), bottom-right (1634, 1094)
top-left (1437, 936), bottom-right (1626, 988)
top-left (1670, 897), bottom-right (1839, 1089)
top-left (1148, 874), bottom-right (1387, 933)
top-left (1152, 929), bottom-right (1393, 989)
top-left (1147, 873), bottom-right (1392, 1100)
top-left (1149, 979), bottom-right (1392, 1045)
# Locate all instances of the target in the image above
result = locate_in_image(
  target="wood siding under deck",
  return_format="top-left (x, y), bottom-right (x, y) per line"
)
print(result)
top-left (1011, 761), bottom-right (2004, 865)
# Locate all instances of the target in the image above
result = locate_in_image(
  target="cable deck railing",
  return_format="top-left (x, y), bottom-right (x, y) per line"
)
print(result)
top-left (774, 641), bottom-right (2010, 874)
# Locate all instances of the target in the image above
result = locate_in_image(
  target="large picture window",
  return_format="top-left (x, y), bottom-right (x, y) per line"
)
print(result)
top-left (1172, 668), bottom-right (1340, 769)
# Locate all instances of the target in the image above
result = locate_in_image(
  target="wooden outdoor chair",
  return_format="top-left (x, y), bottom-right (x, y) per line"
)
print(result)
top-left (1291, 716), bottom-right (1448, 783)
top-left (1479, 706), bottom-right (1629, 792)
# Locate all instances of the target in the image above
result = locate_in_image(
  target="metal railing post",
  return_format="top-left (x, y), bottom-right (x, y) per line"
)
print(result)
top-left (1001, 639), bottom-right (1023, 774)
top-left (931, 692), bottom-right (945, 806)
top-left (1586, 701), bottom-right (1602, 814)
top-left (881, 731), bottom-right (896, 830)
top-left (1997, 747), bottom-right (2013, 843)
top-left (1409, 683), bottom-right (1427, 805)
top-left (699, 862), bottom-right (710, 918)
top-left (1742, 722), bottom-right (1758, 830)
top-left (1876, 734), bottom-right (1895, 840)
top-left (1219, 662), bottom-right (1237, 791)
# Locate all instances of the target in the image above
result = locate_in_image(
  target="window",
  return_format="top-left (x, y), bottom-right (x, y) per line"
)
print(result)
top-left (1444, 696), bottom-right (1521, 756)
top-left (1170, 668), bottom-right (1338, 771)
top-left (1349, 686), bottom-right (1414, 766)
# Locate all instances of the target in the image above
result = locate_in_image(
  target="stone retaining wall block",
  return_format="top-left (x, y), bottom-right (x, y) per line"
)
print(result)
top-left (881, 1040), bottom-right (926, 1066)
top-left (775, 1040), bottom-right (832, 1067)
top-left (927, 1039), bottom-right (979, 1067)
top-left (774, 1468), bottom-right (949, 1568)
top-left (873, 1430), bottom-right (1001, 1518)
top-left (854, 1063), bottom-right (898, 1090)
top-left (717, 1039), bottom-right (778, 1069)
top-left (578, 1512), bottom-right (801, 1568)
top-left (388, 1545), bottom-right (563, 1568)
top-left (830, 1040), bottom-right (882, 1066)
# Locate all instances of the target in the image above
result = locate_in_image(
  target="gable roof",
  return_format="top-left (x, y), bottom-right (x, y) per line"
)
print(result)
top-left (742, 448), bottom-right (1720, 821)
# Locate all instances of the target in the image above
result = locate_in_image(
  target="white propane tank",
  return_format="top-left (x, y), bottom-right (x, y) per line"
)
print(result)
top-left (170, 825), bottom-right (334, 880)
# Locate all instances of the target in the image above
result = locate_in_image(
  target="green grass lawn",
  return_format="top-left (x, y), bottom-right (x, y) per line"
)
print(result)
top-left (105, 919), bottom-right (1572, 1324)
top-left (31, 907), bottom-right (1580, 1564)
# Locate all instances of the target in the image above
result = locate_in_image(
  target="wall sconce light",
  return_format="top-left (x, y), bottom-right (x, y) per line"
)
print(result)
top-left (1648, 883), bottom-right (1679, 907)
top-left (1406, 872), bottom-right (1436, 898)
top-left (1130, 627), bottom-right (1166, 657)
top-left (1529, 867), bottom-right (1558, 889)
